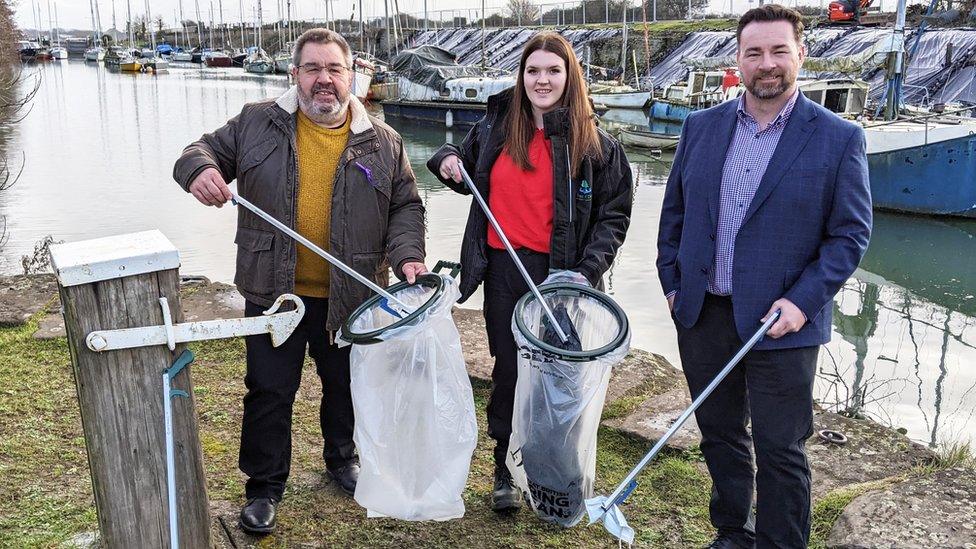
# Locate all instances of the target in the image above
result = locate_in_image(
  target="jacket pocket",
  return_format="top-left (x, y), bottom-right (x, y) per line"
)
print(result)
top-left (783, 268), bottom-right (804, 291)
top-left (234, 227), bottom-right (276, 295)
top-left (239, 139), bottom-right (278, 174)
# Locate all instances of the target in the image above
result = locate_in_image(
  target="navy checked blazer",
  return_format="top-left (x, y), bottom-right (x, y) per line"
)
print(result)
top-left (656, 91), bottom-right (873, 350)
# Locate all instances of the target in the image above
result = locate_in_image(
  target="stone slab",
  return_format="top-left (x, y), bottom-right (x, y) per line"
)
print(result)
top-left (603, 385), bottom-right (702, 451)
top-left (828, 466), bottom-right (976, 548)
top-left (809, 412), bottom-right (936, 501)
top-left (0, 274), bottom-right (59, 327)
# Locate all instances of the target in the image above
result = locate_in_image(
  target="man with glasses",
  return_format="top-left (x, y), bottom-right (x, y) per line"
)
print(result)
top-left (173, 28), bottom-right (426, 534)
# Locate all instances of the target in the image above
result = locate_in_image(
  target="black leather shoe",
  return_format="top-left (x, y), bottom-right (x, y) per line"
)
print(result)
top-left (327, 461), bottom-right (360, 496)
top-left (239, 497), bottom-right (277, 535)
top-left (704, 533), bottom-right (754, 549)
top-left (491, 465), bottom-right (522, 512)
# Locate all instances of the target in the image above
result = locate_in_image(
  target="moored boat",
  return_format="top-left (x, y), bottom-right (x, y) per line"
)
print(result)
top-left (618, 127), bottom-right (680, 150)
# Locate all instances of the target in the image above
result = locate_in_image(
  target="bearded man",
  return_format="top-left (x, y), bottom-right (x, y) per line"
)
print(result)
top-left (656, 5), bottom-right (872, 548)
top-left (173, 28), bottom-right (426, 534)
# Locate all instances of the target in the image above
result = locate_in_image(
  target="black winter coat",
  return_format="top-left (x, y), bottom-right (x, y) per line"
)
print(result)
top-left (426, 88), bottom-right (634, 303)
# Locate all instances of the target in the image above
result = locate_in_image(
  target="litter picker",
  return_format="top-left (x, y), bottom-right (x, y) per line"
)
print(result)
top-left (585, 310), bottom-right (782, 544)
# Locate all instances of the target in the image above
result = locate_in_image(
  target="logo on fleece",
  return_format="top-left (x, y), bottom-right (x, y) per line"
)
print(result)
top-left (577, 180), bottom-right (592, 201)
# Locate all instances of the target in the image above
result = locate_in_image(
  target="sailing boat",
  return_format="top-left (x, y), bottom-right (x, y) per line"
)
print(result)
top-left (49, 1), bottom-right (68, 59)
top-left (172, 0), bottom-right (194, 61)
top-left (115, 0), bottom-right (142, 71)
top-left (203, 0), bottom-right (233, 66)
top-left (588, 4), bottom-right (652, 109)
top-left (85, 0), bottom-right (106, 60)
top-left (142, 0), bottom-right (168, 71)
top-left (243, 0), bottom-right (274, 74)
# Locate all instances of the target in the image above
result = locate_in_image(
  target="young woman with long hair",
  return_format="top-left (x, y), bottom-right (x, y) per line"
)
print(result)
top-left (426, 32), bottom-right (633, 512)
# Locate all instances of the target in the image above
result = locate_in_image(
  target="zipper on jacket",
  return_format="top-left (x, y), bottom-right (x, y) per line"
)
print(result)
top-left (566, 143), bottom-right (573, 225)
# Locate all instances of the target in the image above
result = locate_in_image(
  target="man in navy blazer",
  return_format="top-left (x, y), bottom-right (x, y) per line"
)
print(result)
top-left (657, 5), bottom-right (872, 549)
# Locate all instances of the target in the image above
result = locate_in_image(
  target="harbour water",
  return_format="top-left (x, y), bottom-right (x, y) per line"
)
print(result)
top-left (3, 61), bottom-right (974, 448)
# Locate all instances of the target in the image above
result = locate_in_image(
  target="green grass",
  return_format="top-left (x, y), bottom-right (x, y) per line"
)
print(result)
top-left (0, 313), bottom-right (716, 547)
top-left (0, 309), bottom-right (923, 547)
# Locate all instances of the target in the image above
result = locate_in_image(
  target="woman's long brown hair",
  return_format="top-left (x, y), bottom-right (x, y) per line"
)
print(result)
top-left (504, 32), bottom-right (601, 178)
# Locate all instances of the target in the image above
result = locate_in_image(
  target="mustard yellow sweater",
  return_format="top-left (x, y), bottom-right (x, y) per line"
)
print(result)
top-left (294, 110), bottom-right (350, 297)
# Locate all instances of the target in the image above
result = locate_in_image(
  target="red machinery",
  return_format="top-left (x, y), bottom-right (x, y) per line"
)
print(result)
top-left (828, 0), bottom-right (874, 23)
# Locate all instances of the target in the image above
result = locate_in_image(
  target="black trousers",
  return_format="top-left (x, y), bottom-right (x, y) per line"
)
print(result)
top-left (675, 294), bottom-right (818, 549)
top-left (483, 247), bottom-right (550, 467)
top-left (240, 297), bottom-right (356, 501)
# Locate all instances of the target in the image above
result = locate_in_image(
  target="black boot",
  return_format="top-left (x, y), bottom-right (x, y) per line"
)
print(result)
top-left (491, 465), bottom-right (522, 512)
top-left (327, 460), bottom-right (361, 496)
top-left (239, 497), bottom-right (277, 534)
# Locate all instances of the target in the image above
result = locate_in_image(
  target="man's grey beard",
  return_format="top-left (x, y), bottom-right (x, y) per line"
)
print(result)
top-left (298, 87), bottom-right (349, 124)
top-left (746, 71), bottom-right (795, 100)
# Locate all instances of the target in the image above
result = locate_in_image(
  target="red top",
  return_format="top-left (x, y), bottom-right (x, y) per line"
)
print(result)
top-left (487, 128), bottom-right (554, 253)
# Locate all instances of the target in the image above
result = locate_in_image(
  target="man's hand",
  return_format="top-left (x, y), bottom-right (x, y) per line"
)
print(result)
top-left (188, 167), bottom-right (233, 207)
top-left (401, 262), bottom-right (429, 284)
top-left (762, 298), bottom-right (806, 339)
top-left (438, 154), bottom-right (463, 183)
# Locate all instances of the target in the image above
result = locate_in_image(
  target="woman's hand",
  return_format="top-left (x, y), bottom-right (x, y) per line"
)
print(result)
top-left (438, 154), bottom-right (463, 183)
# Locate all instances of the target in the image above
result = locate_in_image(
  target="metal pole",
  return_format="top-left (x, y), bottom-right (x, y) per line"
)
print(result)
top-left (597, 311), bottom-right (781, 516)
top-left (424, 0), bottom-right (428, 30)
top-left (231, 194), bottom-right (412, 311)
top-left (163, 371), bottom-right (180, 549)
top-left (457, 165), bottom-right (570, 343)
top-left (605, 0), bottom-right (609, 23)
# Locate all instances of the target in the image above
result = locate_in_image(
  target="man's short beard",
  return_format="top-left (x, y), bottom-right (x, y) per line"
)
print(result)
top-left (298, 87), bottom-right (349, 124)
top-left (746, 72), bottom-right (795, 100)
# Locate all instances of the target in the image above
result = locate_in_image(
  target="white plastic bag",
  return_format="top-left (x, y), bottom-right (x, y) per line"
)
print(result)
top-left (506, 271), bottom-right (631, 527)
top-left (339, 274), bottom-right (477, 521)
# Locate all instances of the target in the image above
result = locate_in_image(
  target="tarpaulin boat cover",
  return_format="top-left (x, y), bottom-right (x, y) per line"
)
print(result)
top-left (391, 45), bottom-right (486, 89)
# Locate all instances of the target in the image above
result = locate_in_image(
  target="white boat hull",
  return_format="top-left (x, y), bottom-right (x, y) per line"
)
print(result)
top-left (864, 120), bottom-right (976, 154)
top-left (619, 128), bottom-right (679, 150)
top-left (589, 91), bottom-right (652, 109)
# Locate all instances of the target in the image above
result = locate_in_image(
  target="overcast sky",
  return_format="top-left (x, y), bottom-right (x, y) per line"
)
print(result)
top-left (13, 0), bottom-right (836, 32)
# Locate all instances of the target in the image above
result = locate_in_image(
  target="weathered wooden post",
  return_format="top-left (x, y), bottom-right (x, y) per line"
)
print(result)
top-left (49, 230), bottom-right (211, 548)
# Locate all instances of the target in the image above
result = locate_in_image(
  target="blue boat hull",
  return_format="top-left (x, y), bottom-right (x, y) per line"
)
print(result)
top-left (868, 133), bottom-right (976, 218)
top-left (650, 100), bottom-right (696, 123)
top-left (381, 100), bottom-right (486, 128)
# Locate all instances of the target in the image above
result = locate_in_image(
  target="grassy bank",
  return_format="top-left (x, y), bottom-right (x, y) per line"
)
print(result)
top-left (0, 310), bottom-right (898, 547)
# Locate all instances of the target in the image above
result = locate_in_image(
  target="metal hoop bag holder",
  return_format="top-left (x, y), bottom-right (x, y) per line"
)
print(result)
top-left (231, 194), bottom-right (477, 522)
top-left (458, 165), bottom-right (632, 527)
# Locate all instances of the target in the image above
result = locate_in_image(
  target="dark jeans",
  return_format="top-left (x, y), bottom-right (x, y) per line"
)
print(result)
top-left (675, 293), bottom-right (818, 549)
top-left (483, 247), bottom-right (550, 467)
top-left (240, 297), bottom-right (356, 501)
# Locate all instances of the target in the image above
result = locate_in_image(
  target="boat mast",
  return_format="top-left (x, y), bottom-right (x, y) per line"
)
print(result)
top-left (238, 0), bottom-right (246, 48)
top-left (620, 1), bottom-right (628, 85)
top-left (46, 0), bottom-right (54, 44)
top-left (179, 0), bottom-right (189, 47)
top-left (94, 0), bottom-right (103, 43)
top-left (257, 0), bottom-right (263, 53)
top-left (209, 1), bottom-right (215, 50)
top-left (90, 0), bottom-right (99, 43)
top-left (145, 0), bottom-right (157, 52)
top-left (219, 0), bottom-right (227, 48)
top-left (126, 0), bottom-right (134, 48)
top-left (883, 0), bottom-right (908, 120)
top-left (194, 0), bottom-right (203, 48)
top-left (480, 0), bottom-right (486, 71)
top-left (53, 1), bottom-right (61, 46)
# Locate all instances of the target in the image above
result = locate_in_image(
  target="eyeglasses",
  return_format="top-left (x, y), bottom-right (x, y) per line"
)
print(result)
top-left (297, 63), bottom-right (350, 78)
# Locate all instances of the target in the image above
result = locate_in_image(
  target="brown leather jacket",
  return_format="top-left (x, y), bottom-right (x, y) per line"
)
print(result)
top-left (173, 87), bottom-right (425, 331)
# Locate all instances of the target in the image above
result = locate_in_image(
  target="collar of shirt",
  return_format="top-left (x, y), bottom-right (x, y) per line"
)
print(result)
top-left (736, 88), bottom-right (799, 132)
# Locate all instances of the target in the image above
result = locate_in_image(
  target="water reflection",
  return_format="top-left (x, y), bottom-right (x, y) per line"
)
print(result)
top-left (821, 213), bottom-right (976, 446)
top-left (4, 62), bottom-right (974, 447)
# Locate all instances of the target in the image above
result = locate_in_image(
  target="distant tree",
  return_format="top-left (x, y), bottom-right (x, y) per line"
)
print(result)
top-left (0, 0), bottom-right (18, 64)
top-left (641, 0), bottom-right (709, 20)
top-left (508, 0), bottom-right (540, 24)
top-left (155, 15), bottom-right (165, 34)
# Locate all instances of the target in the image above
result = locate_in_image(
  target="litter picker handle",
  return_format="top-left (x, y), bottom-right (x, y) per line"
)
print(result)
top-left (432, 260), bottom-right (462, 279)
top-left (456, 164), bottom-right (569, 343)
top-left (230, 193), bottom-right (411, 312)
top-left (600, 310), bottom-right (782, 511)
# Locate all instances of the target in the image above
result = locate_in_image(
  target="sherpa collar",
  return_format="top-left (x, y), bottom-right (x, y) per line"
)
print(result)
top-left (275, 85), bottom-right (373, 134)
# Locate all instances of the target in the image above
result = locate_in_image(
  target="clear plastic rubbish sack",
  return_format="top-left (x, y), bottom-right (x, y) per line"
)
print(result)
top-left (506, 271), bottom-right (632, 527)
top-left (338, 274), bottom-right (478, 521)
